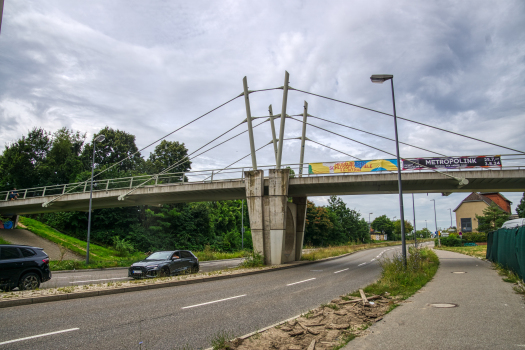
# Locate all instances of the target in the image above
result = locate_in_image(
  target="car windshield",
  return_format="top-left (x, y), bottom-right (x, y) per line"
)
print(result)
top-left (145, 252), bottom-right (172, 260)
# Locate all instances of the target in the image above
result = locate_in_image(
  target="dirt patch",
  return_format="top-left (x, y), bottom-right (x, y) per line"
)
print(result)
top-left (222, 293), bottom-right (400, 350)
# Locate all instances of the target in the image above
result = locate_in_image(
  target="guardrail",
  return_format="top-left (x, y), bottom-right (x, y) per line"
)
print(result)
top-left (1, 154), bottom-right (523, 202)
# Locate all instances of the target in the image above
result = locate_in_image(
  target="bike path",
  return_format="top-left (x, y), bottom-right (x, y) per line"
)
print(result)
top-left (344, 249), bottom-right (525, 350)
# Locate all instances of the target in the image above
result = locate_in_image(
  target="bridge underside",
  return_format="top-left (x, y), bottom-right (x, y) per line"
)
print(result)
top-left (0, 169), bottom-right (523, 216)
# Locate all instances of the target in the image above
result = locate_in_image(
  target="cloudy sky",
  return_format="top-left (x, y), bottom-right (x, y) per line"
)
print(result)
top-left (1, 0), bottom-right (524, 230)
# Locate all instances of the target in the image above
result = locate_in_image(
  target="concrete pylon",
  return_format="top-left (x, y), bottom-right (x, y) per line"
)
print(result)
top-left (244, 169), bottom-right (307, 265)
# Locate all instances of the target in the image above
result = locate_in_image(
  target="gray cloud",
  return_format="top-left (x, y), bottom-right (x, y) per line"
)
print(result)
top-left (0, 0), bottom-right (524, 222)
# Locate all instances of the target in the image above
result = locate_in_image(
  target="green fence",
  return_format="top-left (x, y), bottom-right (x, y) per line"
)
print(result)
top-left (486, 226), bottom-right (525, 280)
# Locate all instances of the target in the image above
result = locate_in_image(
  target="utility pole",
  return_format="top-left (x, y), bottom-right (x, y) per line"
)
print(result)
top-left (431, 199), bottom-right (440, 247)
top-left (241, 199), bottom-right (244, 249)
top-left (412, 193), bottom-right (417, 248)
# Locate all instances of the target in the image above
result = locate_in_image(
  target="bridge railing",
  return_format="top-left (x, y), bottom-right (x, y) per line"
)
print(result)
top-left (1, 154), bottom-right (523, 202)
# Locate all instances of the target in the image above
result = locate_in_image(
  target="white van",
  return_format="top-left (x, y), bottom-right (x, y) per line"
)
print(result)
top-left (501, 218), bottom-right (525, 229)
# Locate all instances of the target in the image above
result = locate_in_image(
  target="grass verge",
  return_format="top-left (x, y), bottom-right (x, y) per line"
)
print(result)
top-left (0, 237), bottom-right (11, 245)
top-left (301, 240), bottom-right (432, 261)
top-left (435, 245), bottom-right (487, 259)
top-left (494, 264), bottom-right (525, 299)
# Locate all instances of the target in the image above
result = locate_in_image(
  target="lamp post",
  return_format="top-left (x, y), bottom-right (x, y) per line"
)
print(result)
top-left (431, 199), bottom-right (440, 247)
top-left (412, 193), bottom-right (417, 248)
top-left (448, 208), bottom-right (453, 229)
top-left (371, 74), bottom-right (406, 267)
top-left (86, 134), bottom-right (105, 265)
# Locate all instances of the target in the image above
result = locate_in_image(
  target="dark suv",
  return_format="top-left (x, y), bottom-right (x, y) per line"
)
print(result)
top-left (129, 250), bottom-right (199, 279)
top-left (0, 244), bottom-right (52, 291)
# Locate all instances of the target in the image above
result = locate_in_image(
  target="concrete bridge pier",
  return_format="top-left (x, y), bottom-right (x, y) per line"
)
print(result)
top-left (244, 169), bottom-right (307, 265)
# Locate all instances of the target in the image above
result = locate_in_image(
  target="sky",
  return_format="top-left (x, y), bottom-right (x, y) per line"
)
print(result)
top-left (0, 0), bottom-right (524, 230)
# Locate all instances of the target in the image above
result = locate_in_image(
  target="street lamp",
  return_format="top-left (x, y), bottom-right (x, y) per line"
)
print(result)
top-left (371, 74), bottom-right (406, 267)
top-left (448, 208), bottom-right (453, 229)
top-left (86, 134), bottom-right (105, 265)
top-left (431, 199), bottom-right (440, 247)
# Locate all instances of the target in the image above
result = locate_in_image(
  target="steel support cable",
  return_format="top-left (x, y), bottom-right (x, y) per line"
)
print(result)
top-left (287, 117), bottom-right (466, 182)
top-left (43, 93), bottom-right (244, 207)
top-left (296, 114), bottom-right (447, 157)
top-left (118, 119), bottom-right (271, 200)
top-left (306, 139), bottom-right (363, 161)
top-left (289, 86), bottom-right (525, 155)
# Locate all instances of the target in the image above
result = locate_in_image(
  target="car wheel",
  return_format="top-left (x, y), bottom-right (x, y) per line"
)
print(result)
top-left (160, 267), bottom-right (170, 277)
top-left (19, 273), bottom-right (41, 290)
top-left (192, 265), bottom-right (199, 274)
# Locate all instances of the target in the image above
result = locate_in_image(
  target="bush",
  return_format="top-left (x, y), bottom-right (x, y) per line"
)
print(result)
top-left (240, 251), bottom-right (265, 268)
top-left (436, 236), bottom-right (462, 247)
top-left (461, 232), bottom-right (486, 243)
top-left (112, 236), bottom-right (135, 256)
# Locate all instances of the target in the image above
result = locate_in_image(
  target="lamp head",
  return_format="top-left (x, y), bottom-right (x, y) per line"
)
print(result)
top-left (94, 134), bottom-right (105, 143)
top-left (370, 74), bottom-right (393, 84)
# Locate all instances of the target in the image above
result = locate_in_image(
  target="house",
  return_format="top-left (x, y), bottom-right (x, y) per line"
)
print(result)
top-left (370, 229), bottom-right (388, 241)
top-left (453, 192), bottom-right (512, 232)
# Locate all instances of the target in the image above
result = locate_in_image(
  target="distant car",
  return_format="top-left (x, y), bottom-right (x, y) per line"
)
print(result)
top-left (128, 250), bottom-right (199, 279)
top-left (0, 244), bottom-right (52, 291)
top-left (501, 218), bottom-right (525, 229)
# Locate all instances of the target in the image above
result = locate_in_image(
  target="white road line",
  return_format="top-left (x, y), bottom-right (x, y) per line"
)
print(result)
top-left (0, 328), bottom-right (79, 346)
top-left (182, 294), bottom-right (246, 309)
top-left (358, 262), bottom-right (366, 266)
top-left (69, 277), bottom-right (130, 284)
top-left (334, 268), bottom-right (349, 274)
top-left (57, 275), bottom-right (91, 279)
top-left (371, 258), bottom-right (376, 261)
top-left (287, 278), bottom-right (316, 286)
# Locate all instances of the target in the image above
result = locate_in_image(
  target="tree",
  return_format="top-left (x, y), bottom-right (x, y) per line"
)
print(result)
top-left (41, 128), bottom-right (86, 185)
top-left (517, 192), bottom-right (525, 218)
top-left (416, 227), bottom-right (431, 238)
top-left (304, 200), bottom-right (334, 246)
top-left (371, 215), bottom-right (394, 239)
top-left (0, 128), bottom-right (51, 189)
top-left (393, 219), bottom-right (414, 239)
top-left (146, 140), bottom-right (192, 177)
top-left (81, 126), bottom-right (144, 175)
top-left (327, 195), bottom-right (369, 243)
top-left (475, 203), bottom-right (510, 233)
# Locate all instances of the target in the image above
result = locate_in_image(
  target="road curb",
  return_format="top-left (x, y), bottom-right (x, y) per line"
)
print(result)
top-left (0, 244), bottom-right (406, 309)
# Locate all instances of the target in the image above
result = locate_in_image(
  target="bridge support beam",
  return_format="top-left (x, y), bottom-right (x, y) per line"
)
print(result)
top-left (244, 169), bottom-right (307, 265)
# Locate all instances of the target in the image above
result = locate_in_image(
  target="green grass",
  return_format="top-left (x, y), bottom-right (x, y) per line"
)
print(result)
top-left (194, 246), bottom-right (250, 261)
top-left (0, 237), bottom-right (11, 245)
top-left (435, 245), bottom-right (487, 259)
top-left (494, 264), bottom-right (525, 298)
top-left (300, 240), bottom-right (431, 261)
top-left (351, 247), bottom-right (440, 299)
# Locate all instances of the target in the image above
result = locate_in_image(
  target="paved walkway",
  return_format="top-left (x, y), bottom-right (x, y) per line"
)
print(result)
top-left (344, 249), bottom-right (525, 350)
top-left (0, 229), bottom-right (82, 260)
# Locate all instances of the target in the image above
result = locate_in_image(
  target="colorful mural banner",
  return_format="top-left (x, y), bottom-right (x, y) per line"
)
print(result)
top-left (403, 156), bottom-right (502, 170)
top-left (308, 159), bottom-right (398, 174)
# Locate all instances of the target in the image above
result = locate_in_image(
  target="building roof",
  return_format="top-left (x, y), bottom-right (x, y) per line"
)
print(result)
top-left (453, 192), bottom-right (510, 213)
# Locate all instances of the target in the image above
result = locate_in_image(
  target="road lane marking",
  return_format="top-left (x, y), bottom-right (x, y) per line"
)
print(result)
top-left (69, 277), bottom-right (130, 283)
top-left (371, 258), bottom-right (376, 261)
top-left (334, 268), bottom-right (349, 274)
top-left (182, 294), bottom-right (247, 309)
top-left (0, 328), bottom-right (79, 346)
top-left (57, 275), bottom-right (91, 279)
top-left (287, 278), bottom-right (316, 286)
top-left (358, 262), bottom-right (366, 266)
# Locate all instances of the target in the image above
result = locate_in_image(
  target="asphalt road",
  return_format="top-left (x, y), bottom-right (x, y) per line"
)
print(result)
top-left (0, 245), bottom-right (415, 349)
top-left (41, 258), bottom-right (245, 289)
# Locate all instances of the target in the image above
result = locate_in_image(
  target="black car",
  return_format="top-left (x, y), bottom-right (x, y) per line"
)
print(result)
top-left (129, 250), bottom-right (199, 279)
top-left (0, 244), bottom-right (52, 291)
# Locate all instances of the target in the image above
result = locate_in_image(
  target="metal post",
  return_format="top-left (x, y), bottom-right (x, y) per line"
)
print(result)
top-left (42, 187), bottom-right (46, 197)
top-left (62, 185), bottom-right (67, 194)
top-left (241, 199), bottom-right (244, 250)
top-left (86, 142), bottom-right (96, 265)
top-left (129, 177), bottom-right (133, 189)
top-left (431, 199), bottom-right (440, 247)
top-left (412, 193), bottom-right (417, 248)
top-left (106, 179), bottom-right (109, 190)
top-left (23, 189), bottom-right (27, 199)
top-left (243, 76), bottom-right (258, 170)
top-left (276, 71), bottom-right (290, 169)
top-left (211, 171), bottom-right (214, 182)
top-left (448, 208), bottom-right (453, 228)
top-left (390, 78), bottom-right (407, 268)
top-left (83, 181), bottom-right (88, 193)
top-left (269, 105), bottom-right (278, 163)
top-left (299, 101), bottom-right (308, 177)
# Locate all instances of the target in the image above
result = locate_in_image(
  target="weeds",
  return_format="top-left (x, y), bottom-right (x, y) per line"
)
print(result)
top-left (495, 264), bottom-right (525, 297)
top-left (209, 330), bottom-right (235, 350)
top-left (363, 247), bottom-right (439, 299)
top-left (321, 303), bottom-right (340, 310)
top-left (240, 251), bottom-right (264, 268)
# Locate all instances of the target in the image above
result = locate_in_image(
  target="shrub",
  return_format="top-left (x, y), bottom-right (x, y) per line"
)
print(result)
top-left (436, 236), bottom-right (462, 247)
top-left (112, 236), bottom-right (135, 256)
top-left (461, 232), bottom-right (486, 243)
top-left (240, 251), bottom-right (265, 268)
